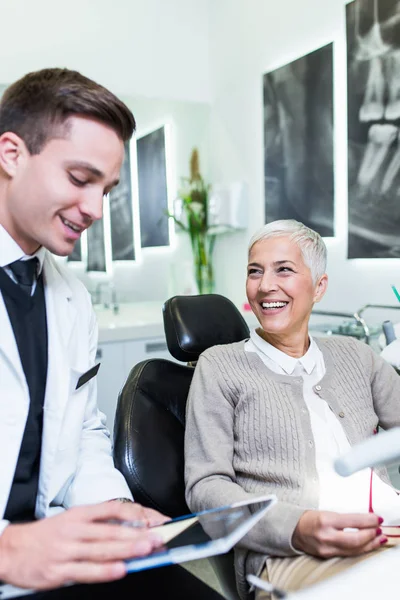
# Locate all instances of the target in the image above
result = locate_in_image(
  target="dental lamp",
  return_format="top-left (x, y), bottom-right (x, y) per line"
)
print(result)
top-left (335, 427), bottom-right (400, 477)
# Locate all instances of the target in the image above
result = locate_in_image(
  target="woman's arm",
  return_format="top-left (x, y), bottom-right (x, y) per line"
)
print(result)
top-left (362, 341), bottom-right (400, 429)
top-left (185, 348), bottom-right (386, 558)
top-left (184, 353), bottom-right (306, 557)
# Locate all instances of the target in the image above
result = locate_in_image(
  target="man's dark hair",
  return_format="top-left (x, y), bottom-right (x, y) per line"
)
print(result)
top-left (0, 68), bottom-right (136, 154)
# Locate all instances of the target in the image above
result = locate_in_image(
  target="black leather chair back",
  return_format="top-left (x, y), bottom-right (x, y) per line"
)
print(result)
top-left (113, 294), bottom-right (251, 599)
top-left (113, 359), bottom-right (194, 518)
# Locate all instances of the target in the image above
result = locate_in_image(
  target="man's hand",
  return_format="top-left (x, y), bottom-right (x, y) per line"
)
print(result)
top-left (0, 502), bottom-right (164, 590)
top-left (106, 500), bottom-right (170, 527)
top-left (292, 510), bottom-right (387, 558)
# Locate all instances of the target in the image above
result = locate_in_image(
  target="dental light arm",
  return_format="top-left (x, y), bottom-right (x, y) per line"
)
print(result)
top-left (335, 427), bottom-right (400, 477)
top-left (380, 338), bottom-right (400, 370)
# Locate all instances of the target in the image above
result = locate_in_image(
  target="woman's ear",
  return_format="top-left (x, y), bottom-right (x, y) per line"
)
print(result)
top-left (0, 132), bottom-right (26, 177)
top-left (313, 274), bottom-right (328, 304)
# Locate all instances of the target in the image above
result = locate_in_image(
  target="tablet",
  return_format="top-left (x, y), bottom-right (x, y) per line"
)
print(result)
top-left (125, 494), bottom-right (276, 572)
top-left (0, 495), bottom-right (277, 598)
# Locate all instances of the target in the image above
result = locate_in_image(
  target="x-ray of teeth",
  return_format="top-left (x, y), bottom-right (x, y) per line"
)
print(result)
top-left (87, 218), bottom-right (107, 273)
top-left (137, 126), bottom-right (170, 249)
top-left (359, 57), bottom-right (385, 122)
top-left (355, 0), bottom-right (391, 60)
top-left (109, 142), bottom-right (135, 261)
top-left (67, 238), bottom-right (82, 262)
top-left (347, 0), bottom-right (400, 258)
top-left (263, 43), bottom-right (334, 237)
top-left (357, 124), bottom-right (398, 186)
top-left (381, 131), bottom-right (400, 193)
top-left (385, 49), bottom-right (400, 119)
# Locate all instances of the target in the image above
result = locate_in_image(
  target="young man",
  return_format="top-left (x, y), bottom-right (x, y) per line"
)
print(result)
top-left (0, 69), bottom-right (223, 600)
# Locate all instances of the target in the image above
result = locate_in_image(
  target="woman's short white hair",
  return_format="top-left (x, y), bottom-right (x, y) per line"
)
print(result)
top-left (248, 219), bottom-right (327, 283)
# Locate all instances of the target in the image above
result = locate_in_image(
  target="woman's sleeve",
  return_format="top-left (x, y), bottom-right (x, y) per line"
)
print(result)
top-left (184, 352), bottom-right (305, 557)
top-left (361, 341), bottom-right (400, 429)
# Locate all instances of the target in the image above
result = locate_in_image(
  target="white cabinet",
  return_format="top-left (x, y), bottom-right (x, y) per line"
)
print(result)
top-left (124, 338), bottom-right (176, 374)
top-left (96, 336), bottom-right (179, 436)
top-left (96, 341), bottom-right (126, 436)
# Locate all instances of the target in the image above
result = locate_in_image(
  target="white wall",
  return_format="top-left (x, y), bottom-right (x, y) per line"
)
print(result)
top-left (208, 0), bottom-right (400, 316)
top-left (0, 0), bottom-right (211, 103)
top-left (3, 0), bottom-right (399, 317)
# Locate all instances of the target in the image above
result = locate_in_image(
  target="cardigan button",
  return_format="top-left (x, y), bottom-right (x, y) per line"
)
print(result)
top-left (315, 385), bottom-right (322, 391)
top-left (339, 411), bottom-right (345, 418)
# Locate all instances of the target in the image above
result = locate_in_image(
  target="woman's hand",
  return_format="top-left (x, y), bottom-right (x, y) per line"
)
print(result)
top-left (292, 510), bottom-right (387, 558)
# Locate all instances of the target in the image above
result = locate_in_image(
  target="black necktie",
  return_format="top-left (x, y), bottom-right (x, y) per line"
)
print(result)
top-left (8, 258), bottom-right (39, 296)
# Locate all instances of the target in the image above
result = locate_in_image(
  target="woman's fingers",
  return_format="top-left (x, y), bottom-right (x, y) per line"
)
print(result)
top-left (293, 510), bottom-right (387, 557)
top-left (331, 512), bottom-right (382, 530)
top-left (325, 535), bottom-right (386, 557)
top-left (328, 526), bottom-right (384, 556)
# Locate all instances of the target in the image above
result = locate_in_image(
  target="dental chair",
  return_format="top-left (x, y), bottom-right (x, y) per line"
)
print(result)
top-left (113, 294), bottom-right (250, 600)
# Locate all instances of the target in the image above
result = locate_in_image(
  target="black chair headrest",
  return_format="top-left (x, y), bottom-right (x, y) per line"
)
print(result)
top-left (163, 293), bottom-right (250, 362)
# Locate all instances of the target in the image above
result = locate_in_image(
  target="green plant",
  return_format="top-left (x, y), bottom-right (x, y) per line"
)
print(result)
top-left (170, 148), bottom-right (216, 294)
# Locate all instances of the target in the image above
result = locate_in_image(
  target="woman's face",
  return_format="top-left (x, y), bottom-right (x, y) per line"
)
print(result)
top-left (246, 236), bottom-right (327, 339)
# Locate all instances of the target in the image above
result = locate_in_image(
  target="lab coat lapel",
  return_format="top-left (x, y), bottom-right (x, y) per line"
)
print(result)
top-left (0, 293), bottom-right (26, 386)
top-left (36, 255), bottom-right (77, 513)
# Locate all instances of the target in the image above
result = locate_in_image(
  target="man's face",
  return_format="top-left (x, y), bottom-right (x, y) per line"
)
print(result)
top-left (0, 116), bottom-right (124, 255)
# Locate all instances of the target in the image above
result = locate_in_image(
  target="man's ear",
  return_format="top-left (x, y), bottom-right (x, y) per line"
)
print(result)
top-left (0, 132), bottom-right (27, 177)
top-left (313, 274), bottom-right (328, 304)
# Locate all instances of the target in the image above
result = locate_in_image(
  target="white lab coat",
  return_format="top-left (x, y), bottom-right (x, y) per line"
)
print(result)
top-left (0, 252), bottom-right (132, 534)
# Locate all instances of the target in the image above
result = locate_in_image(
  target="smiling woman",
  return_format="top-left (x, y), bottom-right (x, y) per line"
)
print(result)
top-left (184, 218), bottom-right (400, 600)
top-left (245, 222), bottom-right (328, 357)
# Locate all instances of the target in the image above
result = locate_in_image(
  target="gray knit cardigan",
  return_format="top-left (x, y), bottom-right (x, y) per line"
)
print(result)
top-left (184, 336), bottom-right (400, 599)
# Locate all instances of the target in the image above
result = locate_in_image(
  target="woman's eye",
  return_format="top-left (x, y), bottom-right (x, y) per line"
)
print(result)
top-left (277, 267), bottom-right (293, 273)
